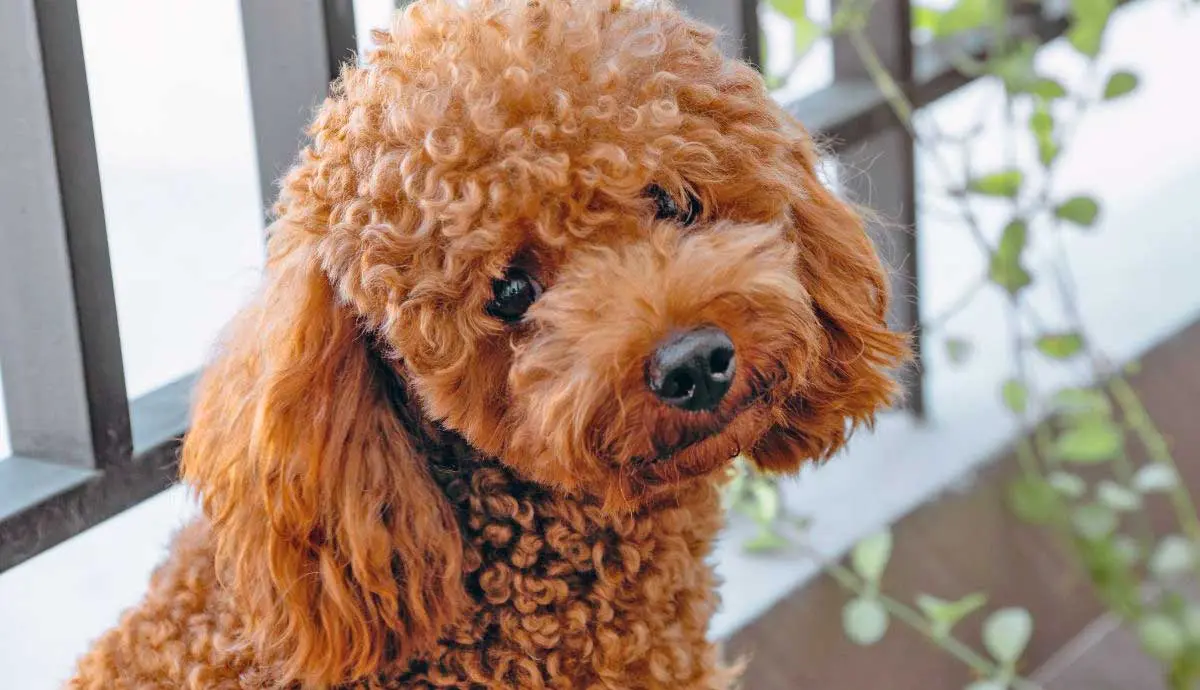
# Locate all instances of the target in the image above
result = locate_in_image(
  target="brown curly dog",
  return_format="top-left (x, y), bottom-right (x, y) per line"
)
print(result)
top-left (68, 0), bottom-right (906, 687)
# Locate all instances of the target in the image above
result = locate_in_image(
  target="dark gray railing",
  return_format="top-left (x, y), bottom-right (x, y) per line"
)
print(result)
top-left (0, 0), bottom-right (1075, 572)
top-left (0, 0), bottom-right (356, 572)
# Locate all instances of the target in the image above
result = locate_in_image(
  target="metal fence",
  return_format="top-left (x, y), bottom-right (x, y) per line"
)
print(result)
top-left (0, 0), bottom-right (1077, 572)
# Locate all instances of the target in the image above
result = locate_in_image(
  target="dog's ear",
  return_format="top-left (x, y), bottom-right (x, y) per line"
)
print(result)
top-left (752, 131), bottom-right (910, 472)
top-left (180, 224), bottom-right (467, 687)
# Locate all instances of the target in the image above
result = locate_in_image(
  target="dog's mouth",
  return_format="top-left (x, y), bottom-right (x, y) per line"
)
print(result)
top-left (642, 392), bottom-right (765, 462)
top-left (628, 388), bottom-right (776, 485)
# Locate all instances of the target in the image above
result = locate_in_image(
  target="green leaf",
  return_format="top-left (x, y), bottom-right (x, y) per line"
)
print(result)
top-left (1068, 22), bottom-right (1105, 57)
top-left (1001, 378), bottom-right (1028, 414)
top-left (1055, 420), bottom-right (1123, 463)
top-left (968, 170), bottom-right (1024, 197)
top-left (1036, 332), bottom-right (1085, 359)
top-left (1029, 107), bottom-right (1054, 138)
top-left (1182, 605), bottom-right (1200, 641)
top-left (991, 41), bottom-right (1039, 94)
top-left (1078, 537), bottom-right (1140, 617)
top-left (1071, 0), bottom-right (1116, 23)
top-left (768, 0), bottom-right (808, 20)
top-left (983, 607), bottom-right (1033, 664)
top-left (1068, 0), bottom-right (1116, 58)
top-left (1009, 476), bottom-right (1059, 524)
top-left (1030, 77), bottom-right (1068, 100)
top-left (1096, 480), bottom-right (1141, 512)
top-left (989, 220), bottom-right (1032, 295)
top-left (1163, 591), bottom-right (1190, 619)
top-left (1113, 535), bottom-right (1141, 566)
top-left (750, 480), bottom-right (781, 525)
top-left (935, 0), bottom-right (1001, 37)
top-left (1133, 464), bottom-right (1178, 492)
top-left (829, 0), bottom-right (865, 33)
top-left (843, 597), bottom-right (890, 645)
top-left (1103, 70), bottom-right (1140, 100)
top-left (1048, 471), bottom-right (1087, 499)
top-left (916, 593), bottom-right (988, 639)
top-left (946, 337), bottom-right (973, 365)
top-left (1149, 535), bottom-right (1195, 577)
top-left (964, 682), bottom-right (1007, 690)
top-left (851, 530), bottom-right (893, 583)
top-left (1072, 503), bottom-right (1118, 540)
top-left (743, 528), bottom-right (790, 553)
top-left (1038, 138), bottom-right (1061, 168)
top-left (1139, 615), bottom-right (1185, 662)
top-left (912, 5), bottom-right (944, 34)
top-left (1029, 104), bottom-right (1058, 168)
top-left (1162, 591), bottom-right (1189, 618)
top-left (769, 0), bottom-right (822, 60)
top-left (724, 470), bottom-right (744, 513)
top-left (793, 16), bottom-right (823, 60)
top-left (1055, 196), bottom-right (1101, 227)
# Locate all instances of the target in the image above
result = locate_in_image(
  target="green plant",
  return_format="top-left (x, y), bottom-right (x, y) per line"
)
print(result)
top-left (724, 457), bottom-right (811, 552)
top-left (738, 0), bottom-right (1200, 687)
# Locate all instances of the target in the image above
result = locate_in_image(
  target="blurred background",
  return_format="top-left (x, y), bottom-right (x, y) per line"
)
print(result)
top-left (1, 0), bottom-right (1198, 688)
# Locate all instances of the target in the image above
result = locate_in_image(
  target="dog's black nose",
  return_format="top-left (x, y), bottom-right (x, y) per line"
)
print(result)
top-left (647, 327), bottom-right (736, 412)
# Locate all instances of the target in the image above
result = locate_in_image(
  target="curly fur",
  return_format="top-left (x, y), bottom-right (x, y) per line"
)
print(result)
top-left (67, 0), bottom-right (907, 687)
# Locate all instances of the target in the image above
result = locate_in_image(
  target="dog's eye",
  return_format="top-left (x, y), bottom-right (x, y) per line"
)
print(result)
top-left (486, 268), bottom-right (543, 323)
top-left (646, 185), bottom-right (702, 226)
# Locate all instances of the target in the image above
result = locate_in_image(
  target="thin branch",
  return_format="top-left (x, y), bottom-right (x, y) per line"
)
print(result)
top-left (795, 540), bottom-right (1044, 690)
top-left (846, 27), bottom-right (996, 252)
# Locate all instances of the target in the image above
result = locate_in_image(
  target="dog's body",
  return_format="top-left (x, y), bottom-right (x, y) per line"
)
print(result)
top-left (73, 464), bottom-right (731, 688)
top-left (68, 1), bottom-right (906, 687)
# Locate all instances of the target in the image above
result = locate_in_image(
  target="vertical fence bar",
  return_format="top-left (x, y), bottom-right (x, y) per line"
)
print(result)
top-left (240, 0), bottom-right (357, 221)
top-left (831, 0), bottom-right (925, 418)
top-left (0, 0), bottom-right (132, 469)
top-left (738, 0), bottom-right (763, 70)
top-left (323, 0), bottom-right (359, 77)
top-left (680, 0), bottom-right (761, 64)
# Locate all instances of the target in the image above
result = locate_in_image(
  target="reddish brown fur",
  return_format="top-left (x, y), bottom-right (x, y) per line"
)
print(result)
top-left (67, 0), bottom-right (906, 687)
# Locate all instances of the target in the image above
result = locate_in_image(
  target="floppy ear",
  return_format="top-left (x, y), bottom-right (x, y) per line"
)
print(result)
top-left (179, 224), bottom-right (467, 687)
top-left (751, 132), bottom-right (910, 472)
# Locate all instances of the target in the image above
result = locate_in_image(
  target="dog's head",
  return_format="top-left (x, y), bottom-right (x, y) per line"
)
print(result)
top-left (182, 0), bottom-right (907, 685)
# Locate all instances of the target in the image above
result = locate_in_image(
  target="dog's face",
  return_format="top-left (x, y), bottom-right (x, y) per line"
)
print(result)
top-left (308, 0), bottom-right (906, 511)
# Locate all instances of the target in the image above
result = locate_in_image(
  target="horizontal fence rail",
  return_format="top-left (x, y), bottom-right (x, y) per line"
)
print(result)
top-left (0, 0), bottom-right (1099, 573)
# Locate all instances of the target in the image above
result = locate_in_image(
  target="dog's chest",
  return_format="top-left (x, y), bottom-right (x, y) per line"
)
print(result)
top-left (367, 465), bottom-right (730, 689)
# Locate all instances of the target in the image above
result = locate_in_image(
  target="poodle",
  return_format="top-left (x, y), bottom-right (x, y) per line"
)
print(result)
top-left (68, 0), bottom-right (906, 687)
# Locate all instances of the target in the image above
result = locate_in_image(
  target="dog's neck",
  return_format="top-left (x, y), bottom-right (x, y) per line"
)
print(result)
top-left (334, 339), bottom-right (731, 686)
top-left (379, 454), bottom-right (727, 687)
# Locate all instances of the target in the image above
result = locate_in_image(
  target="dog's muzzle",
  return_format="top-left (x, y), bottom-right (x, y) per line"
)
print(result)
top-left (646, 326), bottom-right (736, 412)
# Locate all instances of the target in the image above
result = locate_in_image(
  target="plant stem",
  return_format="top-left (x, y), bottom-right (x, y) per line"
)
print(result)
top-left (814, 4), bottom-right (1200, 686)
top-left (819, 556), bottom-right (1044, 690)
top-left (846, 28), bottom-right (915, 131)
top-left (846, 28), bottom-right (996, 251)
top-left (1110, 376), bottom-right (1200, 553)
top-left (1114, 445), bottom-right (1159, 552)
